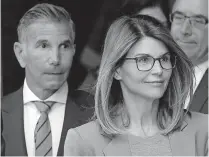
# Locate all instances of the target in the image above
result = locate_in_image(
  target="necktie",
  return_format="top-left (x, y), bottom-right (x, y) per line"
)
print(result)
top-left (34, 101), bottom-right (55, 156)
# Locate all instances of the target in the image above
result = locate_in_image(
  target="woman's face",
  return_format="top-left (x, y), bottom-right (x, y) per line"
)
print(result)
top-left (139, 6), bottom-right (168, 27)
top-left (115, 37), bottom-right (172, 100)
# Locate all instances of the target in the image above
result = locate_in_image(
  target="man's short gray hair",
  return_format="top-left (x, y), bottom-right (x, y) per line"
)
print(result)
top-left (17, 3), bottom-right (75, 42)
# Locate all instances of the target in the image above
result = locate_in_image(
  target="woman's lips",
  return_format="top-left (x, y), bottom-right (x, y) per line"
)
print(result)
top-left (144, 81), bottom-right (164, 86)
top-left (177, 40), bottom-right (197, 45)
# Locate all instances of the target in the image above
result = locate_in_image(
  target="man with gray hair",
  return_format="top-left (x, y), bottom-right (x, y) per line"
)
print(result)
top-left (170, 0), bottom-right (208, 114)
top-left (1, 3), bottom-right (94, 156)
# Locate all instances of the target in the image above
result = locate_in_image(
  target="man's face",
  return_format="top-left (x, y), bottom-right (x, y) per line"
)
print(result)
top-left (21, 20), bottom-right (75, 91)
top-left (170, 0), bottom-right (208, 65)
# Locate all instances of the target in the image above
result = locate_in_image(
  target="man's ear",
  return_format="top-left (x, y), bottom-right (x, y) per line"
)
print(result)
top-left (114, 67), bottom-right (122, 80)
top-left (72, 44), bottom-right (76, 56)
top-left (13, 42), bottom-right (26, 68)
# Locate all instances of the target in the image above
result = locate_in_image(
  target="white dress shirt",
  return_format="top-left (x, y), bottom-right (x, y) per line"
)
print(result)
top-left (23, 79), bottom-right (68, 156)
top-left (184, 60), bottom-right (208, 109)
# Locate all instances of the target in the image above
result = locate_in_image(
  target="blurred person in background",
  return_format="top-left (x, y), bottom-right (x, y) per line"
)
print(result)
top-left (170, 0), bottom-right (208, 114)
top-left (79, 0), bottom-right (170, 94)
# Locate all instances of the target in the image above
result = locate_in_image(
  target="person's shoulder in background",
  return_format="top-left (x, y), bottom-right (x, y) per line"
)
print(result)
top-left (68, 89), bottom-right (95, 125)
top-left (70, 89), bottom-right (95, 109)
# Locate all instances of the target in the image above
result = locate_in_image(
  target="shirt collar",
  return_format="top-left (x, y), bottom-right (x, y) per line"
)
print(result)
top-left (23, 79), bottom-right (68, 104)
top-left (194, 60), bottom-right (208, 74)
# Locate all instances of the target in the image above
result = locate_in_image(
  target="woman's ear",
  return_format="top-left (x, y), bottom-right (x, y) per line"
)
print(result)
top-left (13, 42), bottom-right (27, 68)
top-left (114, 67), bottom-right (122, 80)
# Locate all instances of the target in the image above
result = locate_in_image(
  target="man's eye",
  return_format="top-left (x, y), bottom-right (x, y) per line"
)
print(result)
top-left (41, 43), bottom-right (48, 48)
top-left (193, 17), bottom-right (206, 24)
top-left (61, 44), bottom-right (70, 49)
top-left (174, 14), bottom-right (184, 20)
top-left (64, 44), bottom-right (69, 48)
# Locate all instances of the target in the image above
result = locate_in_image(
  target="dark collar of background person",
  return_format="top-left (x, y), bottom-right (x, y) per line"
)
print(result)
top-left (57, 90), bottom-right (94, 156)
top-left (190, 69), bottom-right (208, 114)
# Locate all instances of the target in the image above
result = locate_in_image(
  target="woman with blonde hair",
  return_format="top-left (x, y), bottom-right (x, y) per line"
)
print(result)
top-left (64, 15), bottom-right (208, 156)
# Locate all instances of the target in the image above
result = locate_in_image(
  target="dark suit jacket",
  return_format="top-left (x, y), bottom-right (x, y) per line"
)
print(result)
top-left (64, 112), bottom-right (208, 156)
top-left (1, 87), bottom-right (94, 156)
top-left (190, 69), bottom-right (208, 114)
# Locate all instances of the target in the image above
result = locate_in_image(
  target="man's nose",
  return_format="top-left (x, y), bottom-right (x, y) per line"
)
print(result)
top-left (49, 48), bottom-right (60, 65)
top-left (180, 18), bottom-right (192, 36)
top-left (151, 60), bottom-right (163, 75)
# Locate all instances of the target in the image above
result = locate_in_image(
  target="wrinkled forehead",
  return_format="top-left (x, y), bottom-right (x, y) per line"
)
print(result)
top-left (172, 0), bottom-right (208, 17)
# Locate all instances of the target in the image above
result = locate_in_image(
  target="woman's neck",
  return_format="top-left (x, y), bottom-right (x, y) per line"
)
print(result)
top-left (123, 96), bottom-right (160, 137)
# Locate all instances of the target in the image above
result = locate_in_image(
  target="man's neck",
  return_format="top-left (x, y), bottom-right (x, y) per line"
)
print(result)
top-left (31, 88), bottom-right (56, 100)
top-left (26, 81), bottom-right (57, 100)
top-left (29, 86), bottom-right (57, 100)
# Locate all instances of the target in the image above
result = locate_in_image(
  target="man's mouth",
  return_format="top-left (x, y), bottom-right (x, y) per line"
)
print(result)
top-left (45, 72), bottom-right (63, 75)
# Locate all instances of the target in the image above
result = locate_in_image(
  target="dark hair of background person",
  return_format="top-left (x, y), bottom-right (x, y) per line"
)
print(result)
top-left (115, 0), bottom-right (170, 25)
top-left (167, 0), bottom-right (176, 13)
top-left (86, 0), bottom-right (170, 57)
top-left (2, 0), bottom-right (104, 96)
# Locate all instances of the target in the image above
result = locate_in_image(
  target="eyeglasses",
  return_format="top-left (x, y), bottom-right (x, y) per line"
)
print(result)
top-left (170, 11), bottom-right (208, 29)
top-left (124, 53), bottom-right (176, 71)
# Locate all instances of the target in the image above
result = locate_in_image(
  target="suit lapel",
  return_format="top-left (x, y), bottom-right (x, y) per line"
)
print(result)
top-left (57, 94), bottom-right (91, 156)
top-left (2, 87), bottom-right (28, 156)
top-left (103, 134), bottom-right (131, 156)
top-left (190, 69), bottom-right (208, 113)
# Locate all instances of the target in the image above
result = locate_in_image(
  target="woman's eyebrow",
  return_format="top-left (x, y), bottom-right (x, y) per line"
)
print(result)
top-left (134, 53), bottom-right (150, 57)
top-left (134, 52), bottom-right (169, 57)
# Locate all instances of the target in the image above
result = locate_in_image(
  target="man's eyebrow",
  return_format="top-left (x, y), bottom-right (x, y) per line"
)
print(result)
top-left (173, 11), bottom-right (184, 15)
top-left (61, 39), bottom-right (73, 45)
top-left (174, 11), bottom-right (208, 20)
top-left (193, 14), bottom-right (208, 20)
top-left (62, 39), bottom-right (71, 44)
top-left (35, 39), bottom-right (48, 45)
